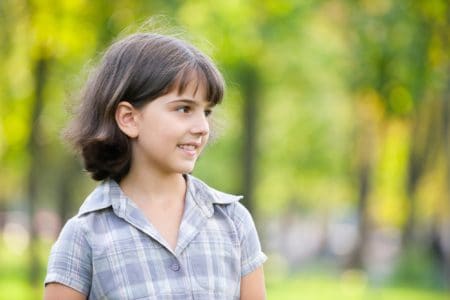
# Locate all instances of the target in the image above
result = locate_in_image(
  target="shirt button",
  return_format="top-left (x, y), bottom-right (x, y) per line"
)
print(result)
top-left (170, 262), bottom-right (180, 272)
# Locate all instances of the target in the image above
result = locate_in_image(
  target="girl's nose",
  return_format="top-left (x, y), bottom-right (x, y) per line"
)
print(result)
top-left (190, 113), bottom-right (209, 136)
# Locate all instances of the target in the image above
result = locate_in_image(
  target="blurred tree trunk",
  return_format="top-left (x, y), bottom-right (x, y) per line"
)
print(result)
top-left (401, 10), bottom-right (433, 247)
top-left (442, 43), bottom-right (450, 289)
top-left (0, 201), bottom-right (5, 231)
top-left (348, 160), bottom-right (371, 269)
top-left (441, 4), bottom-right (450, 287)
top-left (27, 54), bottom-right (50, 285)
top-left (239, 63), bottom-right (260, 214)
top-left (443, 79), bottom-right (450, 288)
top-left (56, 160), bottom-right (80, 223)
top-left (347, 96), bottom-right (378, 269)
top-left (402, 99), bottom-right (438, 246)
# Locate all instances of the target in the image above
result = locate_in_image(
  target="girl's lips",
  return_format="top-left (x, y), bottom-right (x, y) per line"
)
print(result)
top-left (177, 144), bottom-right (196, 151)
top-left (177, 143), bottom-right (200, 157)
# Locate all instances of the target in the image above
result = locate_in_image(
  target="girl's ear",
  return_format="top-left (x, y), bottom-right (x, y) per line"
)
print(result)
top-left (115, 101), bottom-right (139, 138)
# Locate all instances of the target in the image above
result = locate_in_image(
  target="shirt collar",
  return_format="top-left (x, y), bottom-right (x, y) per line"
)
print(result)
top-left (77, 175), bottom-right (242, 217)
top-left (185, 174), bottom-right (242, 217)
top-left (78, 179), bottom-right (123, 216)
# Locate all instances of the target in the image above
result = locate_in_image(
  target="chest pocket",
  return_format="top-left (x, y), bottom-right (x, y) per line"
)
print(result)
top-left (187, 228), bottom-right (241, 297)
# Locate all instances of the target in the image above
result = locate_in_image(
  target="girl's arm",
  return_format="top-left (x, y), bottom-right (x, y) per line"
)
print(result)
top-left (240, 266), bottom-right (266, 300)
top-left (44, 283), bottom-right (87, 300)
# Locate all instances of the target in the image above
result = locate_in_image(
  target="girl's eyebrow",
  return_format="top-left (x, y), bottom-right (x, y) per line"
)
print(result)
top-left (168, 99), bottom-right (214, 108)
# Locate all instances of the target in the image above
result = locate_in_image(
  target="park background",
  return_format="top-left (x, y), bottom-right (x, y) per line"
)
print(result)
top-left (0, 0), bottom-right (449, 299)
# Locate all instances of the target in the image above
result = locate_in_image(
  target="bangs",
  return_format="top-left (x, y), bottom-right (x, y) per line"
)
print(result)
top-left (170, 60), bottom-right (224, 105)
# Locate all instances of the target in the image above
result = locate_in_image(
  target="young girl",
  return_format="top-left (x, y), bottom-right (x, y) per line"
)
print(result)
top-left (44, 32), bottom-right (267, 299)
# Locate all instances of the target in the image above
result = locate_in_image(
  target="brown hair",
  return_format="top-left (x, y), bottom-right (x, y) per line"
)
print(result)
top-left (65, 33), bottom-right (225, 181)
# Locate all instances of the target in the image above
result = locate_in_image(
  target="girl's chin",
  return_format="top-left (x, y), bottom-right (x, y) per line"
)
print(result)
top-left (176, 163), bottom-right (197, 174)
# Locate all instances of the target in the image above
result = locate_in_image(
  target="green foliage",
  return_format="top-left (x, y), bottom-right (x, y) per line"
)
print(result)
top-left (389, 247), bottom-right (445, 290)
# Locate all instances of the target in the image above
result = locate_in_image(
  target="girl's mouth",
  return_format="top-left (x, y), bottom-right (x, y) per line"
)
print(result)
top-left (177, 143), bottom-right (199, 157)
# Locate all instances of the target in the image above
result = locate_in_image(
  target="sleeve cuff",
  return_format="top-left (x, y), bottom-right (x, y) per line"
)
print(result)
top-left (44, 272), bottom-right (90, 296)
top-left (241, 251), bottom-right (268, 277)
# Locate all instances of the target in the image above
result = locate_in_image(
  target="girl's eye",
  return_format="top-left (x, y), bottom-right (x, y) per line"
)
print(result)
top-left (176, 106), bottom-right (191, 113)
top-left (204, 109), bottom-right (212, 117)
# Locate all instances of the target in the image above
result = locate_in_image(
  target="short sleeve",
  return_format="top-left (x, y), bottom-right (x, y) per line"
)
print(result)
top-left (232, 202), bottom-right (267, 277)
top-left (44, 216), bottom-right (92, 295)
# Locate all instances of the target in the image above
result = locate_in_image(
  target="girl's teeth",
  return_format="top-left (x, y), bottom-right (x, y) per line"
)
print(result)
top-left (179, 145), bottom-right (195, 150)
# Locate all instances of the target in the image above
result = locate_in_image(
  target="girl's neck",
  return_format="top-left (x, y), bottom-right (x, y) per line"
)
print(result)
top-left (118, 166), bottom-right (186, 207)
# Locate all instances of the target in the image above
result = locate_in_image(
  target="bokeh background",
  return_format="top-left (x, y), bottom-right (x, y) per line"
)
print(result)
top-left (0, 0), bottom-right (449, 299)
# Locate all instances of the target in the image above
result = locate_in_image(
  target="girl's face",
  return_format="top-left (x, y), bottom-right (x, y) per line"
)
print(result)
top-left (130, 80), bottom-right (212, 176)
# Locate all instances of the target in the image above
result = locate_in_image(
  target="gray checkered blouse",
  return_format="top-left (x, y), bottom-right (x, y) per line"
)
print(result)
top-left (45, 175), bottom-right (267, 299)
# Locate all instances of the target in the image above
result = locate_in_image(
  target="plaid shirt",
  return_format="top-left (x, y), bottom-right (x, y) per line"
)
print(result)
top-left (45, 175), bottom-right (266, 299)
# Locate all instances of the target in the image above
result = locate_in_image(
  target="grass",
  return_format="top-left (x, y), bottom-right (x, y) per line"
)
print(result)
top-left (0, 237), bottom-right (51, 299)
top-left (0, 238), bottom-right (448, 299)
top-left (266, 274), bottom-right (448, 300)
